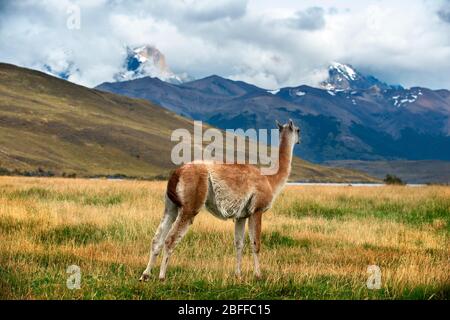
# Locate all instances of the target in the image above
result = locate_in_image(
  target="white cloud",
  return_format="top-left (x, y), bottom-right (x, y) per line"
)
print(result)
top-left (286, 7), bottom-right (326, 31)
top-left (0, 0), bottom-right (449, 89)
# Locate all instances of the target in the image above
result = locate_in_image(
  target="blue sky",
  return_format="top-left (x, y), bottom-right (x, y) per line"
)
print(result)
top-left (1, 0), bottom-right (450, 89)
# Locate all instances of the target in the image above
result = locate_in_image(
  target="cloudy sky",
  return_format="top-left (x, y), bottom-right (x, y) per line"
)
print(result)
top-left (1, 0), bottom-right (450, 89)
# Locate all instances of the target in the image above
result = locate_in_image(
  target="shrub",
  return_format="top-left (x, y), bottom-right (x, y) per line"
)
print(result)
top-left (0, 167), bottom-right (11, 175)
top-left (384, 174), bottom-right (405, 185)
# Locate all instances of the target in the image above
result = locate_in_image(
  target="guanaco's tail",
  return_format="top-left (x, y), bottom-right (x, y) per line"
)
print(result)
top-left (166, 169), bottom-right (182, 207)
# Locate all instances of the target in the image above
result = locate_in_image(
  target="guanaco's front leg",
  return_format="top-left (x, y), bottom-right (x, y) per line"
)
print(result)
top-left (248, 211), bottom-right (262, 279)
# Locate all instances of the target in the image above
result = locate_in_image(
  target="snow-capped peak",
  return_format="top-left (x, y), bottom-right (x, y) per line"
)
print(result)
top-left (114, 45), bottom-right (191, 84)
top-left (321, 62), bottom-right (392, 92)
top-left (329, 62), bottom-right (358, 81)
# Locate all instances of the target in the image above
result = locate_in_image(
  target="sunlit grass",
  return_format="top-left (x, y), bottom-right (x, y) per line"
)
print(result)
top-left (0, 176), bottom-right (448, 299)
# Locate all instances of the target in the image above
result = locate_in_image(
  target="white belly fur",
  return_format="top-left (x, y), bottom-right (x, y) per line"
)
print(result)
top-left (205, 171), bottom-right (255, 220)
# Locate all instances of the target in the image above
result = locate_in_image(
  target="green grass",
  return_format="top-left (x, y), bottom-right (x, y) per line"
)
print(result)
top-left (3, 187), bottom-right (125, 206)
top-left (1, 262), bottom-right (447, 300)
top-left (262, 231), bottom-right (300, 248)
top-left (281, 194), bottom-right (450, 231)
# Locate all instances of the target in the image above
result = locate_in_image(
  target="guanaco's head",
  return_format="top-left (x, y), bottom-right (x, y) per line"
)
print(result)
top-left (276, 119), bottom-right (301, 145)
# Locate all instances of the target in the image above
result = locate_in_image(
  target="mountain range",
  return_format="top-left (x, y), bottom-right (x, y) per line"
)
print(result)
top-left (96, 62), bottom-right (450, 165)
top-left (0, 63), bottom-right (376, 182)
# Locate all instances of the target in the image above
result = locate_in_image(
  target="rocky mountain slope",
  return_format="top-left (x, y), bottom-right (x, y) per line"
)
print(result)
top-left (96, 63), bottom-right (450, 163)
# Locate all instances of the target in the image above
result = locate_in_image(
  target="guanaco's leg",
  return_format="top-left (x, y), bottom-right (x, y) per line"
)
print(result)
top-left (234, 217), bottom-right (246, 278)
top-left (159, 211), bottom-right (195, 280)
top-left (140, 196), bottom-right (178, 281)
top-left (248, 211), bottom-right (262, 279)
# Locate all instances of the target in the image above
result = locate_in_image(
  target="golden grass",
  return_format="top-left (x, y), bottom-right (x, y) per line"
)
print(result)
top-left (0, 176), bottom-right (448, 299)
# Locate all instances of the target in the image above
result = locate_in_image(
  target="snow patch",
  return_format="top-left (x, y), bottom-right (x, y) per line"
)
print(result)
top-left (323, 83), bottom-right (336, 91)
top-left (391, 91), bottom-right (418, 107)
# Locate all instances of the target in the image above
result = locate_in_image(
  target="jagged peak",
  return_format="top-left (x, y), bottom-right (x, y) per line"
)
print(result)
top-left (321, 62), bottom-right (392, 91)
top-left (114, 44), bottom-right (191, 84)
top-left (329, 62), bottom-right (359, 81)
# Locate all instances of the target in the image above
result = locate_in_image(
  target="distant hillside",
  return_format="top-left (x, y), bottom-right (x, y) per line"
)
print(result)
top-left (325, 160), bottom-right (450, 184)
top-left (0, 63), bottom-right (377, 182)
top-left (96, 63), bottom-right (450, 164)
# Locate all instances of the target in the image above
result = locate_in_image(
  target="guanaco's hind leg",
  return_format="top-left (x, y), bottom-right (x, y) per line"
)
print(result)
top-left (158, 208), bottom-right (197, 280)
top-left (248, 211), bottom-right (262, 279)
top-left (149, 163), bottom-right (208, 280)
top-left (140, 196), bottom-right (178, 281)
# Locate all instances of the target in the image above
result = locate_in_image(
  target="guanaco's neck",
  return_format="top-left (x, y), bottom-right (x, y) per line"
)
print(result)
top-left (267, 134), bottom-right (294, 192)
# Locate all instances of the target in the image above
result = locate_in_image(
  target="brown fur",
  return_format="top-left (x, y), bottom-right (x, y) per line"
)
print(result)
top-left (166, 123), bottom-right (296, 233)
top-left (164, 124), bottom-right (296, 238)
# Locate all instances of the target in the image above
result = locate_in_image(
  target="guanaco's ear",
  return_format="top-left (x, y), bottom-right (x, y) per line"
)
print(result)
top-left (288, 119), bottom-right (294, 130)
top-left (276, 120), bottom-right (283, 131)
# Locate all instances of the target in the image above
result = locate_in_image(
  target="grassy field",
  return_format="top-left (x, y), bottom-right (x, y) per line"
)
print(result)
top-left (0, 176), bottom-right (448, 300)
